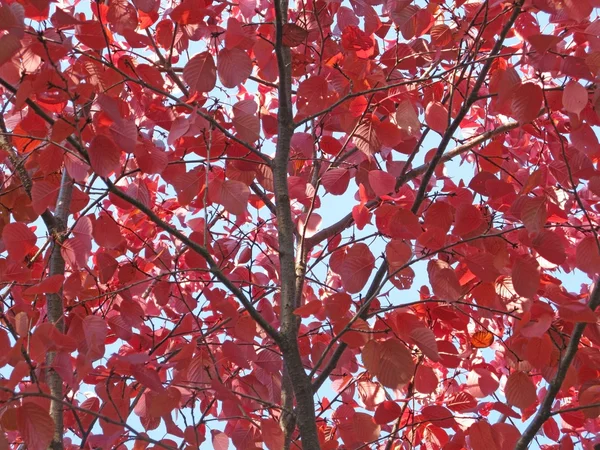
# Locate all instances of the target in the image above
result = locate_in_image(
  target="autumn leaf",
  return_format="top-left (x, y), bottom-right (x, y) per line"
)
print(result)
top-left (183, 51), bottom-right (217, 93)
top-left (470, 330), bottom-right (494, 348)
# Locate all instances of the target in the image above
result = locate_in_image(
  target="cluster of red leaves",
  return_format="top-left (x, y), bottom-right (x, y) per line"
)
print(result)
top-left (0, 0), bottom-right (599, 449)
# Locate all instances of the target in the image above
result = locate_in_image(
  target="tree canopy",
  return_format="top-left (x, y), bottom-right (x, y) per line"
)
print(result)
top-left (1, 0), bottom-right (600, 449)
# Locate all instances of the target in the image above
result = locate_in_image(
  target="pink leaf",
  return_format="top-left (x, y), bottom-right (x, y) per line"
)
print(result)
top-left (562, 81), bottom-right (588, 115)
top-left (504, 371), bottom-right (537, 410)
top-left (410, 327), bottom-right (440, 361)
top-left (220, 180), bottom-right (249, 216)
top-left (368, 170), bottom-right (396, 196)
top-left (218, 48), bottom-right (252, 88)
top-left (2, 222), bottom-right (36, 260)
top-left (512, 83), bottom-right (542, 123)
top-left (183, 51), bottom-right (217, 93)
top-left (17, 403), bottom-right (54, 450)
top-left (322, 168), bottom-right (350, 195)
top-left (425, 101), bottom-right (448, 134)
top-left (88, 135), bottom-right (122, 177)
top-left (340, 243), bottom-right (375, 293)
top-left (512, 257), bottom-right (540, 298)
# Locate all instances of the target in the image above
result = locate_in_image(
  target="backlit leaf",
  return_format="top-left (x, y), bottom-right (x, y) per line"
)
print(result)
top-left (2, 222), bottom-right (36, 260)
top-left (470, 331), bottom-right (494, 348)
top-left (505, 371), bottom-right (537, 410)
top-left (362, 338), bottom-right (415, 390)
top-left (183, 51), bottom-right (217, 93)
top-left (16, 403), bottom-right (54, 450)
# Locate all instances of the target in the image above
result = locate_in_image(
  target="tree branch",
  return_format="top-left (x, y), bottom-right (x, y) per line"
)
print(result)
top-left (46, 170), bottom-right (73, 450)
top-left (104, 179), bottom-right (282, 344)
top-left (305, 120), bottom-right (519, 250)
top-left (0, 75), bottom-right (282, 346)
top-left (271, 0), bottom-right (321, 447)
top-left (514, 282), bottom-right (600, 450)
top-left (411, 0), bottom-right (525, 214)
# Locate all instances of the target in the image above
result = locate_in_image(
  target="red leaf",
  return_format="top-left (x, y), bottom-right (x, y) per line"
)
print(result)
top-left (562, 81), bottom-right (588, 115)
top-left (467, 367), bottom-right (499, 397)
top-left (430, 24), bottom-right (453, 46)
top-left (339, 243), bottom-right (375, 293)
top-left (526, 34), bottom-right (562, 54)
top-left (558, 303), bottom-right (598, 323)
top-left (0, 33), bottom-right (21, 66)
top-left (512, 83), bottom-right (542, 123)
top-left (76, 21), bottom-right (112, 50)
top-left (260, 418), bottom-right (284, 450)
top-left (373, 401), bottom-right (401, 424)
top-left (447, 391), bottom-right (477, 411)
top-left (334, 317), bottom-right (370, 348)
top-left (468, 421), bottom-right (500, 450)
top-left (297, 76), bottom-right (329, 115)
top-left (322, 168), bottom-right (350, 195)
top-left (83, 315), bottom-right (107, 361)
top-left (428, 260), bottom-right (462, 301)
top-left (183, 51), bottom-right (217, 93)
top-left (134, 141), bottom-right (167, 175)
top-left (396, 100), bottom-right (420, 136)
top-left (425, 101), bottom-right (448, 134)
top-left (543, 417), bottom-right (560, 441)
top-left (410, 327), bottom-right (440, 361)
top-left (89, 135), bottom-right (122, 178)
top-left (532, 230), bottom-right (566, 265)
top-left (353, 203), bottom-right (371, 230)
top-left (368, 170), bottom-right (396, 196)
top-left (362, 338), bottom-right (414, 390)
top-left (520, 196), bottom-right (547, 234)
top-left (353, 412), bottom-right (381, 443)
top-left (31, 179), bottom-right (60, 215)
top-left (385, 240), bottom-right (412, 270)
top-left (17, 403), bottom-right (54, 450)
top-left (504, 371), bottom-right (537, 410)
top-left (293, 300), bottom-right (322, 318)
top-left (217, 47), bottom-right (252, 88)
top-left (232, 100), bottom-right (259, 143)
top-left (421, 405), bottom-right (455, 428)
top-left (353, 118), bottom-right (381, 157)
top-left (92, 213), bottom-right (123, 249)
top-left (212, 431), bottom-right (229, 450)
top-left (453, 204), bottom-right (483, 236)
top-left (107, 0), bottom-right (138, 34)
top-left (107, 315), bottom-right (133, 341)
top-left (23, 275), bottom-right (64, 295)
top-left (491, 402), bottom-right (520, 419)
top-left (220, 180), bottom-right (249, 216)
top-left (282, 23), bottom-right (308, 47)
top-left (576, 236), bottom-right (600, 276)
top-left (512, 257), bottom-right (540, 299)
top-left (415, 365), bottom-right (438, 394)
top-left (110, 119), bottom-right (138, 154)
top-left (2, 222), bottom-right (36, 260)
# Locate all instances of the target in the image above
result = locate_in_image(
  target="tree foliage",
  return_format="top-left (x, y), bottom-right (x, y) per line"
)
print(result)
top-left (0, 0), bottom-right (600, 449)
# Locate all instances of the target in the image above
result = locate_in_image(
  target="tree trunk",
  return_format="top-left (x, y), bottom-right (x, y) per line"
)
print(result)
top-left (45, 171), bottom-right (73, 450)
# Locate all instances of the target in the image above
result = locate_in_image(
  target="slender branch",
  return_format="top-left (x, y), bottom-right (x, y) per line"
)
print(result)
top-left (411, 0), bottom-right (525, 214)
top-left (514, 282), bottom-right (600, 450)
top-left (311, 261), bottom-right (387, 391)
top-left (305, 120), bottom-right (518, 250)
top-left (0, 131), bottom-right (56, 230)
top-left (104, 179), bottom-right (281, 344)
top-left (0, 75), bottom-right (281, 345)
